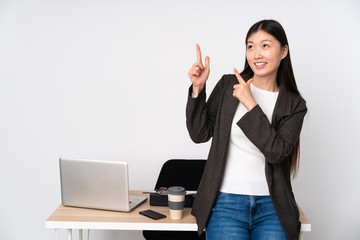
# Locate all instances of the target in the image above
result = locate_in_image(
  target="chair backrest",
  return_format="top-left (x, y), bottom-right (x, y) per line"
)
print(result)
top-left (154, 159), bottom-right (206, 191)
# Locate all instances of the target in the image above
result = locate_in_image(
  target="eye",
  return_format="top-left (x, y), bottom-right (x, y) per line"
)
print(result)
top-left (263, 44), bottom-right (269, 48)
top-left (247, 45), bottom-right (253, 50)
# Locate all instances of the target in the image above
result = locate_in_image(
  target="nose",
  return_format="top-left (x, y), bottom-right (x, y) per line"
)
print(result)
top-left (254, 47), bottom-right (262, 59)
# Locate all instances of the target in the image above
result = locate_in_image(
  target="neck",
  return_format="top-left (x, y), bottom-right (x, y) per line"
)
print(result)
top-left (252, 73), bottom-right (279, 92)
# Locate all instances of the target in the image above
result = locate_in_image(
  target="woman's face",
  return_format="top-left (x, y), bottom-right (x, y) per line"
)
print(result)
top-left (246, 30), bottom-right (288, 80)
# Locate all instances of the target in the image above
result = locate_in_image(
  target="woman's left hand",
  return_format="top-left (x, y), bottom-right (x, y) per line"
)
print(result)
top-left (233, 68), bottom-right (257, 111)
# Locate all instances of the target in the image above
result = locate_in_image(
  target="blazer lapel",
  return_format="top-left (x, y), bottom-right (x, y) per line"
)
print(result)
top-left (215, 76), bottom-right (240, 172)
top-left (221, 76), bottom-right (240, 131)
top-left (271, 84), bottom-right (293, 130)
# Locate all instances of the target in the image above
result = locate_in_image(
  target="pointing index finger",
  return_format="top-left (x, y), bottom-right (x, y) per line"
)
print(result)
top-left (196, 44), bottom-right (202, 63)
top-left (233, 67), bottom-right (245, 84)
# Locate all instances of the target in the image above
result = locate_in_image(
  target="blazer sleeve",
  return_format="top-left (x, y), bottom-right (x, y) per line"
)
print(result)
top-left (237, 98), bottom-right (307, 165)
top-left (186, 76), bottom-right (224, 143)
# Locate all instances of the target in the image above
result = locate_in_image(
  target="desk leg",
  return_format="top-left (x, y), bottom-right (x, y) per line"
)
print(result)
top-left (55, 229), bottom-right (59, 240)
top-left (68, 229), bottom-right (72, 240)
top-left (52, 228), bottom-right (88, 240)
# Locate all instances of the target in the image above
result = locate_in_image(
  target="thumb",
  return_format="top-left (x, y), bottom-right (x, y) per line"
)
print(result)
top-left (204, 56), bottom-right (210, 72)
top-left (247, 78), bottom-right (253, 87)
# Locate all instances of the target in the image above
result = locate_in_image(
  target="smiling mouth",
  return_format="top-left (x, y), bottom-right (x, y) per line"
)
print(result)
top-left (254, 62), bottom-right (266, 66)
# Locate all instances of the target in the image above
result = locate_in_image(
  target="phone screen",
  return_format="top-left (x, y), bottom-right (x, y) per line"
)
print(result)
top-left (139, 209), bottom-right (166, 220)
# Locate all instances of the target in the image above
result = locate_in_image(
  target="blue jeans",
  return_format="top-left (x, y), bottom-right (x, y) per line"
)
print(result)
top-left (206, 192), bottom-right (288, 240)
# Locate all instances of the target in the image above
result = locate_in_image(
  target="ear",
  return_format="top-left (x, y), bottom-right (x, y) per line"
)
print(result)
top-left (281, 45), bottom-right (289, 60)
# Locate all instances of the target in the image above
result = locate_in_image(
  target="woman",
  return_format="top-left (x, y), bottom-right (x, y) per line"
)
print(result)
top-left (186, 19), bottom-right (307, 240)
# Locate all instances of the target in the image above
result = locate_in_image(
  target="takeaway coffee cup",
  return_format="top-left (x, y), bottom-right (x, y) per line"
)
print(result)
top-left (167, 186), bottom-right (186, 220)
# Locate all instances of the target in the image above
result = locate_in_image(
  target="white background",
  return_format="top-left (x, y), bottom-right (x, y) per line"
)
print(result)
top-left (1, 0), bottom-right (359, 239)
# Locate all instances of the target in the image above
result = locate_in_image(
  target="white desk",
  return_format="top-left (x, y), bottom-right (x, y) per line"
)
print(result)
top-left (46, 190), bottom-right (311, 239)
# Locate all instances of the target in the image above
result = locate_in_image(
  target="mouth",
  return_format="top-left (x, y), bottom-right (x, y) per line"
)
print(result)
top-left (254, 62), bottom-right (267, 69)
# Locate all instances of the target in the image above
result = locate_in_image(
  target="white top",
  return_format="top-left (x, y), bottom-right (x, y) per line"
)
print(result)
top-left (220, 82), bottom-right (279, 196)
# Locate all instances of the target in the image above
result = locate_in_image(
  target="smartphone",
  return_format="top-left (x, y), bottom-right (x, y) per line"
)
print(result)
top-left (139, 209), bottom-right (167, 220)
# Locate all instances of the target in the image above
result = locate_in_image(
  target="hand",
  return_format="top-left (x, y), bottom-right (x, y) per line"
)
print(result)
top-left (233, 68), bottom-right (257, 111)
top-left (188, 44), bottom-right (210, 96)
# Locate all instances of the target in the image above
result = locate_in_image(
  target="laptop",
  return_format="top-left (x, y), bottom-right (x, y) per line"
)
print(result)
top-left (59, 158), bottom-right (147, 212)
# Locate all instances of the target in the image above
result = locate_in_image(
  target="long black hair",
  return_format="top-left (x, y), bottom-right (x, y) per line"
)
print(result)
top-left (241, 19), bottom-right (302, 178)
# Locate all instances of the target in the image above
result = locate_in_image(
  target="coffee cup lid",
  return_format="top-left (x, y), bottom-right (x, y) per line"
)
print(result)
top-left (168, 186), bottom-right (186, 195)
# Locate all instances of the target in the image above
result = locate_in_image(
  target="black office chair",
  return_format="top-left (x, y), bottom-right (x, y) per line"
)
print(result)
top-left (142, 159), bottom-right (207, 240)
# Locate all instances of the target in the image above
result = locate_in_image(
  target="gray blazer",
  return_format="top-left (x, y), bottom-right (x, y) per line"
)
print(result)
top-left (186, 74), bottom-right (307, 240)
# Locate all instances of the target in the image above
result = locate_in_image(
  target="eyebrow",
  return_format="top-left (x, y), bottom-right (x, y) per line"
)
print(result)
top-left (247, 39), bottom-right (273, 44)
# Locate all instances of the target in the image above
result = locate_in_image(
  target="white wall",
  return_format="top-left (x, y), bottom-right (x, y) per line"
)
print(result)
top-left (0, 0), bottom-right (359, 239)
